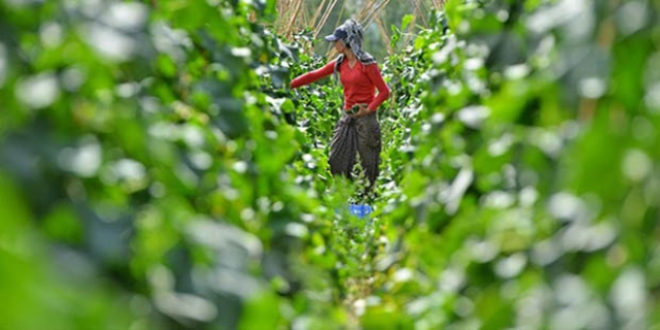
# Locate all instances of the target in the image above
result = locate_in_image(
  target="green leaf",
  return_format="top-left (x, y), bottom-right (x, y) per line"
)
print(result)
top-left (401, 14), bottom-right (415, 32)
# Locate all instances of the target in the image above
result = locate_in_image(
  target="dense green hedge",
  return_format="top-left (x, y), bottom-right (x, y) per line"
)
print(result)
top-left (1, 0), bottom-right (659, 329)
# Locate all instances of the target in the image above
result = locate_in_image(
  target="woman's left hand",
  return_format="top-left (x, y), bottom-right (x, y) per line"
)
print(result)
top-left (354, 104), bottom-right (372, 117)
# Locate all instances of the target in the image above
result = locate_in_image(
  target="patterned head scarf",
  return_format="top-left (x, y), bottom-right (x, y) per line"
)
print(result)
top-left (325, 19), bottom-right (376, 77)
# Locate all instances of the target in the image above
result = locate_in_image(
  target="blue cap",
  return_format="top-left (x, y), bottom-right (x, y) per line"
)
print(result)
top-left (324, 28), bottom-right (348, 41)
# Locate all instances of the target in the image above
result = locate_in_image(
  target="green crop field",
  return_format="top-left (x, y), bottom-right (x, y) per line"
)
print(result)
top-left (1, 0), bottom-right (659, 329)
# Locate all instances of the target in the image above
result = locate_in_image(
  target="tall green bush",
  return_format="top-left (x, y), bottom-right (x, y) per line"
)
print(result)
top-left (0, 0), bottom-right (658, 329)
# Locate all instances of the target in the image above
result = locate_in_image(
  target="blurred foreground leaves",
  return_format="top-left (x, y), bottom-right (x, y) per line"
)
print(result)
top-left (1, 0), bottom-right (660, 329)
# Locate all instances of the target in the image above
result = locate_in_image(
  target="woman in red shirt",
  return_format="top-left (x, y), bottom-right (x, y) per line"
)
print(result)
top-left (290, 19), bottom-right (390, 192)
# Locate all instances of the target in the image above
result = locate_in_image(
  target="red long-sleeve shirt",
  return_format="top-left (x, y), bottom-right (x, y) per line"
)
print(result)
top-left (290, 60), bottom-right (390, 112)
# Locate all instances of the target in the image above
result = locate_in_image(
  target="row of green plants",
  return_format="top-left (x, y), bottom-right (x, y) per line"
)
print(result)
top-left (1, 0), bottom-right (659, 329)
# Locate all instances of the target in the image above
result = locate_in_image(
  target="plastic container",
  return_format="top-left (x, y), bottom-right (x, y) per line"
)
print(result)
top-left (349, 204), bottom-right (372, 218)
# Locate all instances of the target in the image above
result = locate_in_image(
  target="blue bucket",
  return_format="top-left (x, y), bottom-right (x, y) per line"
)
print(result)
top-left (349, 204), bottom-right (373, 218)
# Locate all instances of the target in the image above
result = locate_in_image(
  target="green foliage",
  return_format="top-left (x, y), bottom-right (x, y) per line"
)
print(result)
top-left (1, 0), bottom-right (659, 329)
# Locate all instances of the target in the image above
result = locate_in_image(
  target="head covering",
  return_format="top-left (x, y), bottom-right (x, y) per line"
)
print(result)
top-left (324, 27), bottom-right (348, 41)
top-left (327, 19), bottom-right (376, 78)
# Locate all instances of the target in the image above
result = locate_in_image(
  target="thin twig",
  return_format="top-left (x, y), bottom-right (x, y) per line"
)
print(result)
top-left (314, 0), bottom-right (340, 38)
top-left (375, 17), bottom-right (393, 55)
top-left (363, 0), bottom-right (390, 28)
top-left (412, 0), bottom-right (428, 27)
top-left (311, 0), bottom-right (329, 29)
top-left (285, 0), bottom-right (304, 37)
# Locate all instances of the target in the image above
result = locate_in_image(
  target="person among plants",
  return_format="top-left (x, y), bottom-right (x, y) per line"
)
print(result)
top-left (290, 19), bottom-right (390, 192)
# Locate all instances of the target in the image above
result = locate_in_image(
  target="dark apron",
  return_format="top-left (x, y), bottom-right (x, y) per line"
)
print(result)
top-left (328, 110), bottom-right (381, 191)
